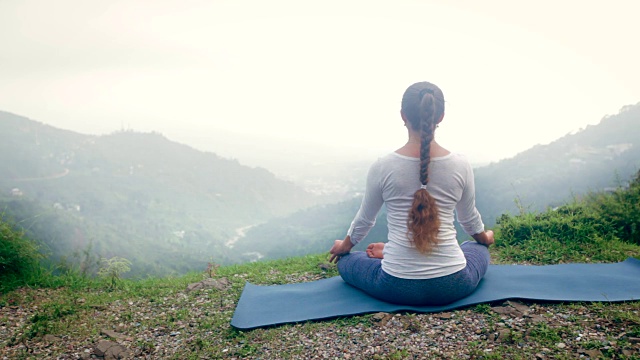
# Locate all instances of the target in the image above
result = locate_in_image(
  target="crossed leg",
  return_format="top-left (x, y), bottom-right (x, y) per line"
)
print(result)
top-left (338, 241), bottom-right (491, 305)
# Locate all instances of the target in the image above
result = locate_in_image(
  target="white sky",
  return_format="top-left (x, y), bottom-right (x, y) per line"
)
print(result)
top-left (1, 0), bottom-right (639, 167)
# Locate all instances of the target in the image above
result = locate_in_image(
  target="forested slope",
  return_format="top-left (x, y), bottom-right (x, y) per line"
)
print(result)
top-left (0, 111), bottom-right (315, 275)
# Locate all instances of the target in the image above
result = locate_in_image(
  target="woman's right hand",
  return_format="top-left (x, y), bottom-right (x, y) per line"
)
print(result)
top-left (329, 237), bottom-right (354, 263)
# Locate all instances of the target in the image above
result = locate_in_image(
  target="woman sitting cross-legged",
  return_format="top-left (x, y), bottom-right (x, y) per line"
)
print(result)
top-left (329, 81), bottom-right (494, 306)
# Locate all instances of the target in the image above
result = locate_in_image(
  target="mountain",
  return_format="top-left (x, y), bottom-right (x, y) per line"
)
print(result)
top-left (0, 111), bottom-right (316, 275)
top-left (234, 103), bottom-right (640, 261)
top-left (474, 103), bottom-right (640, 225)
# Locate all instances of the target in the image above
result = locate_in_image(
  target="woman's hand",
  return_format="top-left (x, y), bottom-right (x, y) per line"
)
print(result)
top-left (329, 236), bottom-right (354, 263)
top-left (472, 230), bottom-right (495, 247)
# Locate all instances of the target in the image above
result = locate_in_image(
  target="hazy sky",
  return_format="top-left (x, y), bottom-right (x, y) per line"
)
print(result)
top-left (1, 0), bottom-right (639, 168)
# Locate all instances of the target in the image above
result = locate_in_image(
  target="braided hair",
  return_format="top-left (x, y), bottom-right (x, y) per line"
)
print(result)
top-left (401, 82), bottom-right (445, 253)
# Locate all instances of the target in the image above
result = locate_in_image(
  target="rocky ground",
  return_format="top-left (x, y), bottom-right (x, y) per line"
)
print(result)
top-left (1, 268), bottom-right (639, 359)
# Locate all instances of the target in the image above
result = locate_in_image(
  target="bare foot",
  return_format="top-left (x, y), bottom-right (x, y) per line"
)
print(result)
top-left (366, 242), bottom-right (385, 259)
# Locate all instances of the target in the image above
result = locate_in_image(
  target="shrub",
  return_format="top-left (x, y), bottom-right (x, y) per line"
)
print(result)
top-left (98, 256), bottom-right (132, 289)
top-left (495, 170), bottom-right (640, 264)
top-left (585, 169), bottom-right (640, 245)
top-left (0, 215), bottom-right (45, 293)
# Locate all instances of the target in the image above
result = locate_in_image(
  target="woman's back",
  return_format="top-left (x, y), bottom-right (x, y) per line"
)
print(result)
top-left (364, 152), bottom-right (484, 279)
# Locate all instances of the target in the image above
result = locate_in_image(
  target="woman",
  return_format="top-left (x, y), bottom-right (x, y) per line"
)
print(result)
top-left (329, 81), bottom-right (494, 306)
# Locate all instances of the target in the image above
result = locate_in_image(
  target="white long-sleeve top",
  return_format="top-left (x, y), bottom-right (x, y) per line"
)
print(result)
top-left (347, 152), bottom-right (485, 279)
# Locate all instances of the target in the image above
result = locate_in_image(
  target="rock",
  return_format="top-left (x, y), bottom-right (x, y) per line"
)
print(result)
top-left (94, 340), bottom-right (131, 359)
top-left (101, 329), bottom-right (127, 341)
top-left (438, 312), bottom-right (453, 320)
top-left (491, 306), bottom-right (519, 316)
top-left (556, 342), bottom-right (566, 349)
top-left (371, 312), bottom-right (393, 326)
top-left (495, 329), bottom-right (511, 343)
top-left (505, 300), bottom-right (531, 315)
top-left (629, 337), bottom-right (640, 344)
top-left (578, 348), bottom-right (602, 358)
top-left (43, 334), bottom-right (61, 344)
top-left (318, 263), bottom-right (331, 271)
top-left (105, 344), bottom-right (131, 359)
top-left (186, 277), bottom-right (230, 293)
top-left (372, 312), bottom-right (387, 321)
top-left (94, 340), bottom-right (116, 357)
top-left (186, 282), bottom-right (204, 292)
top-left (399, 317), bottom-right (421, 333)
top-left (526, 314), bottom-right (546, 323)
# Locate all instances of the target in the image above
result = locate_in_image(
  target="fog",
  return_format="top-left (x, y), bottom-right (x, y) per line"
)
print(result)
top-left (1, 0), bottom-right (639, 174)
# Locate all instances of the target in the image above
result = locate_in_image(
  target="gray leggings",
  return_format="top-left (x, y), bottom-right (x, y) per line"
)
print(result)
top-left (337, 241), bottom-right (490, 306)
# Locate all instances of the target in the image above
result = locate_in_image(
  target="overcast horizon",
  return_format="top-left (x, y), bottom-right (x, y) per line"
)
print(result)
top-left (2, 0), bottom-right (639, 170)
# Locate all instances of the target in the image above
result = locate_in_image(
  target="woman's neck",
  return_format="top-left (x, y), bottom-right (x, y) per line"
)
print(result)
top-left (396, 135), bottom-right (450, 158)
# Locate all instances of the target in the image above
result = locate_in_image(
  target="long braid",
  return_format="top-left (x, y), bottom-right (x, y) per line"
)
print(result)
top-left (406, 88), bottom-right (442, 253)
top-left (419, 99), bottom-right (435, 186)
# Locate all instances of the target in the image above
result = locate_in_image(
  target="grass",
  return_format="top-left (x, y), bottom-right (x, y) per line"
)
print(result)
top-left (494, 204), bottom-right (640, 265)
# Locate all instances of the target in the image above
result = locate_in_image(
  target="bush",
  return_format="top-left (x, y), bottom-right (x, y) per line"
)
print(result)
top-left (585, 169), bottom-right (640, 245)
top-left (0, 215), bottom-right (45, 293)
top-left (495, 170), bottom-right (640, 264)
top-left (98, 256), bottom-right (132, 289)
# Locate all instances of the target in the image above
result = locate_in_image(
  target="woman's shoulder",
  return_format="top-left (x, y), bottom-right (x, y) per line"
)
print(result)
top-left (449, 152), bottom-right (471, 163)
top-left (382, 152), bottom-right (420, 162)
top-left (365, 152), bottom-right (416, 175)
top-left (432, 152), bottom-right (470, 164)
top-left (433, 152), bottom-right (474, 174)
top-left (373, 151), bottom-right (472, 169)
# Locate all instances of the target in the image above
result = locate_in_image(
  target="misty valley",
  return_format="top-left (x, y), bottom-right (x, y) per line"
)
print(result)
top-left (1, 103), bottom-right (639, 277)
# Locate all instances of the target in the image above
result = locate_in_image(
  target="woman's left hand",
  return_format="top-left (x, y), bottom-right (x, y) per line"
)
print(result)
top-left (329, 237), bottom-right (354, 264)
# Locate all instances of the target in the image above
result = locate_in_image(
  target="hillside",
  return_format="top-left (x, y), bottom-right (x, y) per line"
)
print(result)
top-left (1, 170), bottom-right (639, 358)
top-left (233, 103), bottom-right (640, 262)
top-left (232, 197), bottom-right (389, 262)
top-left (475, 103), bottom-right (640, 225)
top-left (0, 111), bottom-right (316, 275)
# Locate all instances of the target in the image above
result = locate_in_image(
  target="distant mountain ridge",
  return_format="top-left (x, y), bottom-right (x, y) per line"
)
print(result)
top-left (0, 111), bottom-right (316, 275)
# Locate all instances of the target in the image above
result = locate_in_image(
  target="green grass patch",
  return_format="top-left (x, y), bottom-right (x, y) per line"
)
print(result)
top-left (494, 170), bottom-right (640, 264)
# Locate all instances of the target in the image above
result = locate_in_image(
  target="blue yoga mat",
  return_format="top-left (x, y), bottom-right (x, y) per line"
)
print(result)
top-left (231, 258), bottom-right (640, 329)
